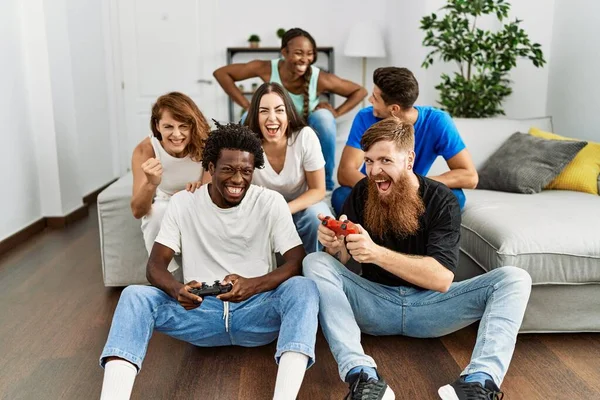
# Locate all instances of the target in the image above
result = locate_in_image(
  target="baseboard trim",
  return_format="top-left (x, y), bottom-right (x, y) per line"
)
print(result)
top-left (83, 178), bottom-right (118, 205)
top-left (0, 218), bottom-right (47, 257)
top-left (46, 204), bottom-right (89, 229)
top-left (0, 179), bottom-right (116, 257)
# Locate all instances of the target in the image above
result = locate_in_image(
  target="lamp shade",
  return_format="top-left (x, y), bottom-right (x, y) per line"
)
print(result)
top-left (343, 21), bottom-right (386, 58)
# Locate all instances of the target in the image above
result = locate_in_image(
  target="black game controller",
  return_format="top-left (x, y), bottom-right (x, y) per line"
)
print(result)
top-left (189, 280), bottom-right (233, 297)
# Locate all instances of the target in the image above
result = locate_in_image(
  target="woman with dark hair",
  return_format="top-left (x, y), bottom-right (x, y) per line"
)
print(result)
top-left (214, 28), bottom-right (367, 191)
top-left (130, 92), bottom-right (211, 268)
top-left (245, 82), bottom-right (333, 253)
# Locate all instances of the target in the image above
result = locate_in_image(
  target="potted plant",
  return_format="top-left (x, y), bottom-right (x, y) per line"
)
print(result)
top-left (248, 34), bottom-right (260, 48)
top-left (276, 28), bottom-right (286, 40)
top-left (420, 0), bottom-right (546, 117)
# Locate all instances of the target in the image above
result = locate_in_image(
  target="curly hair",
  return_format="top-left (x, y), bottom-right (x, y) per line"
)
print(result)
top-left (373, 67), bottom-right (419, 110)
top-left (150, 92), bottom-right (210, 162)
top-left (281, 28), bottom-right (317, 122)
top-left (201, 122), bottom-right (265, 171)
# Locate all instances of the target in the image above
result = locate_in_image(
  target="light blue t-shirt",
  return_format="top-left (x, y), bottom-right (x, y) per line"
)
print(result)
top-left (270, 59), bottom-right (320, 116)
top-left (346, 106), bottom-right (466, 175)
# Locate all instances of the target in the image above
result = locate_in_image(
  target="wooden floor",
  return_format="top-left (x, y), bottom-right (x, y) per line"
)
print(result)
top-left (1, 206), bottom-right (599, 400)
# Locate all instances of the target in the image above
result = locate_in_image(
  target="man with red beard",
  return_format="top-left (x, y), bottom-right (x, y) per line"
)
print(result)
top-left (303, 118), bottom-right (532, 400)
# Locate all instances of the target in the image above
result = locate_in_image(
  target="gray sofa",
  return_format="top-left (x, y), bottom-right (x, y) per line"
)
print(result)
top-left (98, 115), bottom-right (600, 332)
top-left (428, 116), bottom-right (600, 332)
top-left (98, 173), bottom-right (150, 286)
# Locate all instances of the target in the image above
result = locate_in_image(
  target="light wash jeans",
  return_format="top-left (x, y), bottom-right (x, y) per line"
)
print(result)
top-left (99, 276), bottom-right (320, 371)
top-left (331, 185), bottom-right (467, 216)
top-left (307, 109), bottom-right (337, 191)
top-left (241, 108), bottom-right (336, 190)
top-left (292, 201), bottom-right (333, 254)
top-left (302, 252), bottom-right (531, 385)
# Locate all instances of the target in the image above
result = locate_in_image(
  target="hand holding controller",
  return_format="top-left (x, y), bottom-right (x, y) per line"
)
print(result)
top-left (189, 280), bottom-right (233, 297)
top-left (321, 216), bottom-right (359, 236)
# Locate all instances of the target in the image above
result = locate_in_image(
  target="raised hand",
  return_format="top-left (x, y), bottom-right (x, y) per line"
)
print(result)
top-left (141, 157), bottom-right (163, 187)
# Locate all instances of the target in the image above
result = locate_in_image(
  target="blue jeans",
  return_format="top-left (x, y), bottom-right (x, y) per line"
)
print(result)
top-left (331, 185), bottom-right (467, 216)
top-left (307, 109), bottom-right (336, 191)
top-left (99, 276), bottom-right (320, 371)
top-left (302, 252), bottom-right (531, 385)
top-left (241, 109), bottom-right (336, 191)
top-left (293, 201), bottom-right (333, 254)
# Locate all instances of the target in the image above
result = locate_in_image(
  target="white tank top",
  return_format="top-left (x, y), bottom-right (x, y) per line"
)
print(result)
top-left (149, 134), bottom-right (203, 197)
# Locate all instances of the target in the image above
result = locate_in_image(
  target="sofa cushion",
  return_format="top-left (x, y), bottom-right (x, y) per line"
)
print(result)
top-left (460, 189), bottom-right (600, 284)
top-left (530, 127), bottom-right (600, 195)
top-left (477, 132), bottom-right (587, 194)
top-left (428, 116), bottom-right (554, 176)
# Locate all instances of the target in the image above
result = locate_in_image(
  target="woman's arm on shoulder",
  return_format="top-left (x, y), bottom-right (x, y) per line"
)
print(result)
top-left (316, 71), bottom-right (367, 117)
top-left (130, 138), bottom-right (159, 219)
top-left (213, 60), bottom-right (270, 109)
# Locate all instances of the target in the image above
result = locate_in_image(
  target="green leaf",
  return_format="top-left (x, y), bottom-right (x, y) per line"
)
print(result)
top-left (420, 0), bottom-right (546, 118)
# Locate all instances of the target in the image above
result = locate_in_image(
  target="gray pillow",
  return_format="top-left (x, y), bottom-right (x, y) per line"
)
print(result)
top-left (477, 132), bottom-right (587, 194)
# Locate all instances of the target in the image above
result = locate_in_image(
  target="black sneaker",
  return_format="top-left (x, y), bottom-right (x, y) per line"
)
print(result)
top-left (345, 370), bottom-right (395, 400)
top-left (438, 377), bottom-right (504, 399)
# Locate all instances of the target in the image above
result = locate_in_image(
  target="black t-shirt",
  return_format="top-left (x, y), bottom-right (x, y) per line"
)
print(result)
top-left (342, 175), bottom-right (461, 288)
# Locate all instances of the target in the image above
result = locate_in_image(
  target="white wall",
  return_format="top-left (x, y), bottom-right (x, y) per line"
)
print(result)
top-left (547, 0), bottom-right (600, 142)
top-left (0, 0), bottom-right (117, 241)
top-left (43, 0), bottom-right (83, 215)
top-left (0, 0), bottom-right (42, 240)
top-left (388, 0), bottom-right (554, 119)
top-left (66, 0), bottom-right (116, 195)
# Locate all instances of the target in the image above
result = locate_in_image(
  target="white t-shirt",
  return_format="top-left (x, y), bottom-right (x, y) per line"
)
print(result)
top-left (155, 184), bottom-right (302, 283)
top-left (252, 127), bottom-right (325, 202)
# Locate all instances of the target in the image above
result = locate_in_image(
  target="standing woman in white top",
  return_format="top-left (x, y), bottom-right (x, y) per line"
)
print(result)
top-left (245, 83), bottom-right (333, 253)
top-left (130, 92), bottom-right (211, 265)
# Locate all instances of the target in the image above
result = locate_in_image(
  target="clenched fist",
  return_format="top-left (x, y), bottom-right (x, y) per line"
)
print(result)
top-left (141, 158), bottom-right (163, 186)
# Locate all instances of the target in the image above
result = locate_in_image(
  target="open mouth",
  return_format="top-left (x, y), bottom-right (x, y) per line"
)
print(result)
top-left (170, 138), bottom-right (185, 146)
top-left (375, 179), bottom-right (392, 192)
top-left (265, 124), bottom-right (280, 136)
top-left (296, 64), bottom-right (308, 73)
top-left (225, 185), bottom-right (244, 197)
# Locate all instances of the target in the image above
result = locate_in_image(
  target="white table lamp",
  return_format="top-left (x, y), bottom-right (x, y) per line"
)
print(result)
top-left (344, 22), bottom-right (387, 107)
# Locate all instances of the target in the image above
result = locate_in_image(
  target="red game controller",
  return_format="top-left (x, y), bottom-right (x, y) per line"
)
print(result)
top-left (321, 216), bottom-right (359, 236)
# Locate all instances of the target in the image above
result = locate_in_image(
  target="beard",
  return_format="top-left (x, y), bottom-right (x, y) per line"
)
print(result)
top-left (364, 173), bottom-right (425, 239)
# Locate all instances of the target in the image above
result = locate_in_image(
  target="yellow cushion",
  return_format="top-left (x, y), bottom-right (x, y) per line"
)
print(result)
top-left (529, 127), bottom-right (600, 195)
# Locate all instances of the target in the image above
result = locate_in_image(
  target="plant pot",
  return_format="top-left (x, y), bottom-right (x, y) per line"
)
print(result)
top-left (249, 41), bottom-right (259, 49)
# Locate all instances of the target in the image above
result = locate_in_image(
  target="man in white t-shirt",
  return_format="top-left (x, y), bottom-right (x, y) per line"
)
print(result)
top-left (99, 123), bottom-right (319, 400)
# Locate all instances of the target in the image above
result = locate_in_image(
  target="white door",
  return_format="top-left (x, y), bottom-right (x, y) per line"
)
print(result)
top-left (115, 0), bottom-right (218, 169)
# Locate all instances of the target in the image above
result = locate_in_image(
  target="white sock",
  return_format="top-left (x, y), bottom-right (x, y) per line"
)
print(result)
top-left (100, 359), bottom-right (137, 400)
top-left (273, 351), bottom-right (309, 400)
